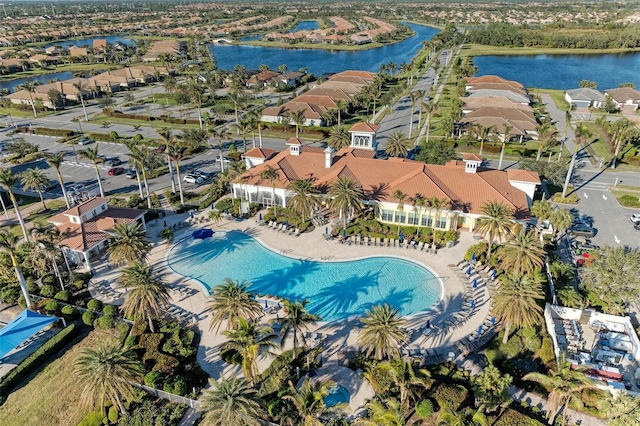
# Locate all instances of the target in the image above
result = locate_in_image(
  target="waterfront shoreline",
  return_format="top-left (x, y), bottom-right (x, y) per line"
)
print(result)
top-left (463, 43), bottom-right (640, 57)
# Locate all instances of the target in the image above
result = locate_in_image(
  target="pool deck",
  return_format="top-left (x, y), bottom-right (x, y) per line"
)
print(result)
top-left (89, 210), bottom-right (493, 414)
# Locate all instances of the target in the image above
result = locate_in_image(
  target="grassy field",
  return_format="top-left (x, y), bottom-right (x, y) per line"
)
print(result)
top-left (460, 43), bottom-right (640, 57)
top-left (537, 89), bottom-right (570, 111)
top-left (0, 331), bottom-right (110, 426)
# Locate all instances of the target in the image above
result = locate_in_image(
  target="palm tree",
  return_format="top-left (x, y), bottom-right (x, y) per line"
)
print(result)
top-left (549, 208), bottom-right (573, 240)
top-left (385, 131), bottom-right (410, 157)
top-left (355, 398), bottom-right (405, 426)
top-left (106, 221), bottom-right (150, 266)
top-left (358, 303), bottom-right (408, 360)
top-left (562, 124), bottom-right (591, 198)
top-left (208, 278), bottom-right (263, 332)
top-left (273, 299), bottom-right (321, 351)
top-left (72, 81), bottom-right (89, 121)
top-left (493, 273), bottom-right (544, 343)
top-left (424, 100), bottom-right (439, 144)
top-left (328, 176), bottom-right (364, 231)
top-left (536, 122), bottom-right (560, 161)
top-left (222, 317), bottom-right (277, 385)
top-left (474, 201), bottom-right (514, 261)
top-left (284, 378), bottom-right (331, 426)
top-left (471, 365), bottom-right (513, 414)
top-left (530, 199), bottom-right (553, 234)
top-left (78, 145), bottom-right (105, 197)
top-left (598, 392), bottom-right (640, 425)
top-left (260, 165), bottom-right (280, 216)
top-left (524, 358), bottom-right (599, 426)
top-left (75, 339), bottom-right (143, 414)
top-left (21, 81), bottom-right (38, 118)
top-left (0, 228), bottom-right (33, 308)
top-left (118, 262), bottom-right (170, 333)
top-left (496, 230), bottom-right (545, 275)
top-left (211, 127), bottom-right (231, 173)
top-left (377, 358), bottom-right (432, 410)
top-left (335, 99), bottom-right (348, 126)
top-left (288, 109), bottom-right (306, 137)
top-left (125, 141), bottom-right (152, 208)
top-left (200, 377), bottom-right (266, 426)
top-left (0, 168), bottom-right (30, 241)
top-left (20, 167), bottom-right (49, 210)
top-left (498, 123), bottom-right (513, 170)
top-left (472, 123), bottom-right (495, 156)
top-left (208, 210), bottom-right (223, 225)
top-left (236, 118), bottom-right (253, 152)
top-left (429, 196), bottom-right (450, 230)
top-left (227, 89), bottom-right (247, 133)
top-left (392, 190), bottom-right (407, 213)
top-left (45, 153), bottom-right (71, 209)
top-left (437, 408), bottom-right (488, 426)
top-left (158, 128), bottom-right (178, 193)
top-left (167, 139), bottom-right (186, 206)
top-left (286, 178), bottom-right (321, 221)
top-left (328, 125), bottom-right (351, 150)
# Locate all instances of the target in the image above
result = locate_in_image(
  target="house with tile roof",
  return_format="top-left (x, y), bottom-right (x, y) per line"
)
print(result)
top-left (232, 124), bottom-right (539, 231)
top-left (47, 197), bottom-right (146, 271)
top-left (565, 88), bottom-right (606, 109)
top-left (603, 87), bottom-right (640, 111)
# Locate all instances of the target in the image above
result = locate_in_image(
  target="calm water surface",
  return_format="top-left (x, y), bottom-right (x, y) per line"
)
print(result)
top-left (0, 71), bottom-right (74, 93)
top-left (209, 22), bottom-right (439, 75)
top-left (474, 53), bottom-right (640, 90)
top-left (290, 20), bottom-right (319, 32)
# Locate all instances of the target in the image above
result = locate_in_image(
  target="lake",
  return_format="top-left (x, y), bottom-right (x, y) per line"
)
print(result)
top-left (0, 71), bottom-right (74, 93)
top-left (290, 20), bottom-right (319, 32)
top-left (474, 53), bottom-right (640, 90)
top-left (45, 36), bottom-right (134, 49)
top-left (209, 22), bottom-right (439, 75)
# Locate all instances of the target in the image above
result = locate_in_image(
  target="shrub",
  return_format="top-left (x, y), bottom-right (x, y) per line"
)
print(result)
top-left (0, 324), bottom-right (77, 395)
top-left (1, 286), bottom-right (20, 304)
top-left (618, 195), bottom-right (640, 208)
top-left (433, 383), bottom-right (468, 411)
top-left (40, 284), bottom-right (57, 298)
top-left (33, 127), bottom-right (75, 137)
top-left (415, 399), bottom-right (434, 419)
top-left (87, 298), bottom-right (103, 312)
top-left (82, 310), bottom-right (96, 326)
top-left (77, 411), bottom-right (104, 426)
top-left (145, 371), bottom-right (163, 387)
top-left (124, 335), bottom-right (138, 348)
top-left (172, 375), bottom-right (187, 396)
top-left (135, 333), bottom-right (179, 373)
top-left (108, 406), bottom-right (118, 423)
top-left (41, 273), bottom-right (57, 285)
top-left (44, 300), bottom-right (60, 313)
top-left (94, 315), bottom-right (116, 329)
top-left (215, 198), bottom-right (234, 212)
top-left (61, 305), bottom-right (78, 319)
top-left (103, 304), bottom-right (118, 316)
top-left (54, 290), bottom-right (71, 302)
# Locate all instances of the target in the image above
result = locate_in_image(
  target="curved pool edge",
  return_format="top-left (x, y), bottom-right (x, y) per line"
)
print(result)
top-left (164, 228), bottom-right (445, 323)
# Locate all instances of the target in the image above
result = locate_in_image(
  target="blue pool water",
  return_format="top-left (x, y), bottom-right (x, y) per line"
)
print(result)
top-left (324, 385), bottom-right (350, 407)
top-left (167, 231), bottom-right (441, 322)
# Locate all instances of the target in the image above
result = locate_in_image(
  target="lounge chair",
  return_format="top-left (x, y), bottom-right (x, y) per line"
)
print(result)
top-left (381, 238), bottom-right (387, 246)
top-left (293, 228), bottom-right (300, 237)
top-left (373, 237), bottom-right (379, 246)
top-left (417, 242), bottom-right (424, 250)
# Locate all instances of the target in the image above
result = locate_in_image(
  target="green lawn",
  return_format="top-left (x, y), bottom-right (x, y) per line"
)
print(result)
top-left (0, 331), bottom-right (103, 426)
top-left (537, 89), bottom-right (570, 111)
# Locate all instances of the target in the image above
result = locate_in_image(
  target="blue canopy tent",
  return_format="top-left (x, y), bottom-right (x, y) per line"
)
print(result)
top-left (0, 310), bottom-right (58, 359)
top-left (192, 229), bottom-right (214, 240)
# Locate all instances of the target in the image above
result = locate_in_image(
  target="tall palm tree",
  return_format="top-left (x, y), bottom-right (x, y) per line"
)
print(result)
top-left (328, 176), bottom-right (364, 231)
top-left (524, 358), bottom-right (599, 426)
top-left (424, 100), bottom-right (439, 144)
top-left (236, 118), bottom-right (253, 152)
top-left (472, 123), bottom-right (495, 156)
top-left (536, 122), bottom-right (560, 161)
top-left (0, 168), bottom-right (29, 241)
top-left (496, 230), bottom-right (545, 275)
top-left (562, 124), bottom-right (591, 198)
top-left (385, 131), bottom-right (410, 157)
top-left (78, 145), bottom-right (105, 197)
top-left (288, 109), bottom-right (306, 137)
top-left (158, 128), bottom-right (178, 193)
top-left (222, 317), bottom-right (277, 385)
top-left (376, 358), bottom-right (432, 411)
top-left (429, 196), bottom-right (450, 230)
top-left (45, 153), bottom-right (71, 209)
top-left (335, 99), bottom-right (348, 126)
top-left (72, 81), bottom-right (89, 121)
top-left (549, 208), bottom-right (573, 240)
top-left (598, 392), bottom-right (640, 425)
top-left (107, 222), bottom-right (151, 266)
top-left (284, 378), bottom-right (331, 426)
top-left (211, 127), bottom-right (231, 173)
top-left (208, 278), bottom-right (263, 332)
top-left (20, 167), bottom-right (49, 210)
top-left (0, 228), bottom-right (33, 308)
top-left (30, 224), bottom-right (66, 288)
top-left (530, 199), bottom-right (553, 234)
top-left (498, 123), bottom-right (513, 170)
top-left (358, 303), bottom-right (408, 360)
top-left (474, 201), bottom-right (514, 261)
top-left (21, 81), bottom-right (38, 118)
top-left (436, 408), bottom-right (488, 426)
top-left (125, 141), bottom-right (152, 208)
top-left (75, 339), bottom-right (143, 414)
top-left (200, 377), bottom-right (266, 426)
top-left (328, 125), bottom-right (351, 150)
top-left (273, 298), bottom-right (321, 351)
top-left (118, 262), bottom-right (170, 333)
top-left (286, 178), bottom-right (321, 221)
top-left (260, 165), bottom-right (280, 216)
top-left (167, 139), bottom-right (186, 205)
top-left (493, 273), bottom-right (544, 343)
top-left (355, 398), bottom-right (405, 426)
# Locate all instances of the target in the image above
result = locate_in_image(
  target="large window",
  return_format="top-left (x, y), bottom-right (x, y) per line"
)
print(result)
top-left (353, 135), bottom-right (370, 148)
top-left (381, 209), bottom-right (393, 221)
top-left (421, 216), bottom-right (433, 227)
top-left (394, 211), bottom-right (406, 224)
top-left (408, 213), bottom-right (419, 225)
top-left (436, 216), bottom-right (447, 229)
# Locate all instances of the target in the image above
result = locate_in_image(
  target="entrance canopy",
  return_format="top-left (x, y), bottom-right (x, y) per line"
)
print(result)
top-left (0, 309), bottom-right (58, 359)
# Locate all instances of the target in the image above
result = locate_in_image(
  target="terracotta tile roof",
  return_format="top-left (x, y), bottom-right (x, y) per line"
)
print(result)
top-left (286, 137), bottom-right (303, 145)
top-left (66, 197), bottom-right (109, 217)
top-left (242, 147), bottom-right (277, 159)
top-left (462, 96), bottom-right (533, 113)
top-left (467, 82), bottom-right (528, 96)
top-left (464, 106), bottom-right (537, 127)
top-left (349, 122), bottom-right (381, 133)
top-left (604, 87), bottom-right (640, 103)
top-left (466, 75), bottom-right (524, 89)
top-left (506, 169), bottom-right (541, 184)
top-left (463, 153), bottom-right (483, 162)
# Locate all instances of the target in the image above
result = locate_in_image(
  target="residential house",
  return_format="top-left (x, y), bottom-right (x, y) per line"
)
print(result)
top-left (604, 87), bottom-right (640, 111)
top-left (92, 39), bottom-right (108, 52)
top-left (48, 197), bottom-right (146, 271)
top-left (280, 71), bottom-right (304, 86)
top-left (68, 46), bottom-right (88, 58)
top-left (565, 88), bottom-right (606, 109)
top-left (242, 147), bottom-right (277, 169)
top-left (232, 123), bottom-right (539, 231)
top-left (246, 70), bottom-right (281, 88)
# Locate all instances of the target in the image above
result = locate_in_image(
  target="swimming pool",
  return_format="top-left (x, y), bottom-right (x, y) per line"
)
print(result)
top-left (324, 385), bottom-right (350, 407)
top-left (167, 231), bottom-right (441, 322)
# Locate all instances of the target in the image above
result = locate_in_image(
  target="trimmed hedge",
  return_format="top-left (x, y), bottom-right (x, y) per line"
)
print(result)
top-left (33, 127), bottom-right (75, 137)
top-left (0, 324), bottom-right (77, 395)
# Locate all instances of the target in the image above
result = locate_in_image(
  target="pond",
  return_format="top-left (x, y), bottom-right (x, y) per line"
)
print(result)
top-left (290, 20), bottom-right (319, 32)
top-left (474, 53), bottom-right (640, 90)
top-left (45, 35), bottom-right (134, 49)
top-left (209, 22), bottom-right (439, 75)
top-left (0, 71), bottom-right (74, 93)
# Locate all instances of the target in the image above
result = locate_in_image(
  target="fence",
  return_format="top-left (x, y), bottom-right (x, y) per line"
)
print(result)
top-left (135, 383), bottom-right (201, 409)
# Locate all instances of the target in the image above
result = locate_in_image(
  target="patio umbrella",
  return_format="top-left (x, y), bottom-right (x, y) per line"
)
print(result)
top-left (472, 279), bottom-right (477, 289)
top-left (211, 202), bottom-right (214, 210)
top-left (342, 229), bottom-right (346, 238)
top-left (470, 299), bottom-right (476, 309)
top-left (325, 227), bottom-right (329, 235)
top-left (265, 300), bottom-right (268, 309)
top-left (491, 269), bottom-right (497, 280)
top-left (399, 231), bottom-right (404, 243)
top-left (478, 325), bottom-right (483, 335)
top-left (189, 211), bottom-right (194, 219)
top-left (466, 266), bottom-right (472, 276)
top-left (192, 228), bottom-right (214, 240)
top-left (163, 220), bottom-right (167, 228)
top-left (259, 213), bottom-right (263, 221)
top-left (425, 319), bottom-right (431, 329)
top-left (471, 252), bottom-right (476, 262)
top-left (491, 317), bottom-right (496, 325)
top-left (285, 219), bottom-right (289, 229)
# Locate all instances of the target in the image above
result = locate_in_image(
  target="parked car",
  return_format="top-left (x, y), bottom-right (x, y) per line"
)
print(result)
top-left (193, 170), bottom-right (212, 181)
top-left (40, 180), bottom-right (61, 192)
top-left (125, 169), bottom-right (137, 179)
top-left (66, 183), bottom-right (85, 194)
top-left (78, 138), bottom-right (93, 145)
top-left (183, 174), bottom-right (204, 184)
top-left (634, 222), bottom-right (640, 230)
top-left (568, 224), bottom-right (596, 237)
top-left (630, 214), bottom-right (640, 224)
top-left (104, 158), bottom-right (122, 167)
top-left (108, 167), bottom-right (125, 176)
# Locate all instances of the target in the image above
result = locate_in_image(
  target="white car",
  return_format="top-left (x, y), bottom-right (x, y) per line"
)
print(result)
top-left (183, 174), bottom-right (204, 185)
top-left (631, 214), bottom-right (640, 224)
